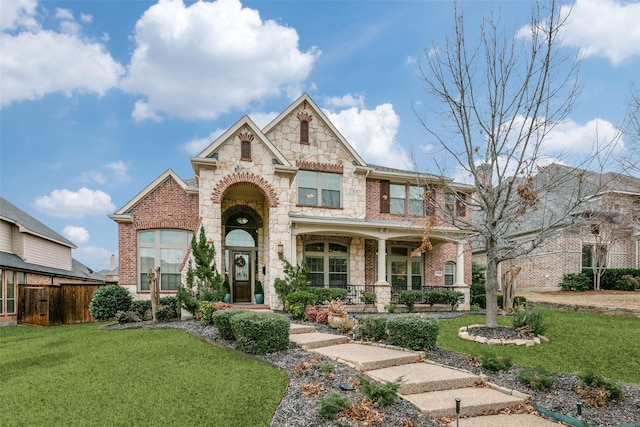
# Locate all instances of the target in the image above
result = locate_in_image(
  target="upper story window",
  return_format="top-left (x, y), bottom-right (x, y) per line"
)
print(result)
top-left (304, 242), bottom-right (348, 287)
top-left (445, 192), bottom-right (466, 218)
top-left (384, 182), bottom-right (425, 216)
top-left (138, 229), bottom-right (193, 291)
top-left (298, 171), bottom-right (341, 208)
top-left (238, 132), bottom-right (253, 161)
top-left (300, 120), bottom-right (309, 144)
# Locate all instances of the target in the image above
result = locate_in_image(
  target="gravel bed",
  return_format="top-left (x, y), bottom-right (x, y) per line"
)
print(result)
top-left (104, 314), bottom-right (640, 426)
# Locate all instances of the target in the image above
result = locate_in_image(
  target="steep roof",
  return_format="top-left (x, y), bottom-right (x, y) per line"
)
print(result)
top-left (0, 251), bottom-right (106, 281)
top-left (0, 197), bottom-right (76, 248)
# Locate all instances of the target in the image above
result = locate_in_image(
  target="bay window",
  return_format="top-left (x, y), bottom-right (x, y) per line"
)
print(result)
top-left (138, 229), bottom-right (193, 291)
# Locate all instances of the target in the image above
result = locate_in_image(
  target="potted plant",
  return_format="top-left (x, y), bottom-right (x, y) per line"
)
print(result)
top-left (222, 275), bottom-right (231, 303)
top-left (254, 280), bottom-right (264, 304)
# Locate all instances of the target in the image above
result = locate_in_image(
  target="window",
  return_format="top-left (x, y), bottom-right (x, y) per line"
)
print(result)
top-left (300, 120), bottom-right (309, 143)
top-left (0, 269), bottom-right (16, 315)
top-left (298, 171), bottom-right (341, 207)
top-left (582, 244), bottom-right (607, 270)
top-left (390, 184), bottom-right (405, 214)
top-left (240, 139), bottom-right (251, 161)
top-left (304, 242), bottom-right (348, 287)
top-left (409, 185), bottom-right (425, 215)
top-left (444, 262), bottom-right (455, 286)
top-left (387, 247), bottom-right (423, 290)
top-left (445, 192), bottom-right (466, 217)
top-left (138, 229), bottom-right (193, 291)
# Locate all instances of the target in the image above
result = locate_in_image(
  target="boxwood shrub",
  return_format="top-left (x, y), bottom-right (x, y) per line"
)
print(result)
top-left (130, 300), bottom-right (152, 319)
top-left (356, 316), bottom-right (388, 342)
top-left (308, 287), bottom-right (348, 303)
top-left (387, 314), bottom-right (438, 350)
top-left (398, 290), bottom-right (424, 312)
top-left (230, 312), bottom-right (290, 355)
top-left (89, 285), bottom-right (133, 320)
top-left (212, 309), bottom-right (248, 340)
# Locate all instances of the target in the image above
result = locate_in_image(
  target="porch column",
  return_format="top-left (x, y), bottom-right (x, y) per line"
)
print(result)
top-left (455, 241), bottom-right (465, 286)
top-left (375, 238), bottom-right (390, 313)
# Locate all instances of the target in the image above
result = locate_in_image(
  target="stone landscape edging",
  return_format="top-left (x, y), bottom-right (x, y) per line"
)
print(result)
top-left (458, 324), bottom-right (549, 346)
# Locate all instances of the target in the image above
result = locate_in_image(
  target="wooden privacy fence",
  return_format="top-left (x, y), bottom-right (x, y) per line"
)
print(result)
top-left (18, 283), bottom-right (104, 326)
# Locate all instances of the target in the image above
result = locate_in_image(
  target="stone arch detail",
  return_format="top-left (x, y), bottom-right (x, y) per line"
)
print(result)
top-left (211, 172), bottom-right (279, 207)
top-left (133, 218), bottom-right (200, 232)
top-left (222, 205), bottom-right (264, 227)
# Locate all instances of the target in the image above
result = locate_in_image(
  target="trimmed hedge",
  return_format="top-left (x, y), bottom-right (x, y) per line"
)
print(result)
top-left (285, 290), bottom-right (318, 307)
top-left (356, 316), bottom-right (388, 342)
top-left (199, 301), bottom-right (216, 325)
top-left (399, 290), bottom-right (424, 312)
top-left (387, 314), bottom-right (438, 350)
top-left (230, 312), bottom-right (290, 355)
top-left (212, 310), bottom-right (248, 340)
top-left (89, 285), bottom-right (133, 320)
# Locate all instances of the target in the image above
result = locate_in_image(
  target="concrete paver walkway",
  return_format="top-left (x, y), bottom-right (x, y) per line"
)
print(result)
top-left (289, 323), bottom-right (564, 425)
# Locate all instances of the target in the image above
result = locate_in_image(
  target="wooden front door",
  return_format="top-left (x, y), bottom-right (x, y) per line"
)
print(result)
top-left (232, 252), bottom-right (251, 303)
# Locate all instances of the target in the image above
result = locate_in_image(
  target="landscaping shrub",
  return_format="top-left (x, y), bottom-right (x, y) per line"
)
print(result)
top-left (559, 272), bottom-right (592, 291)
top-left (356, 375), bottom-right (402, 406)
top-left (286, 290), bottom-right (321, 308)
top-left (199, 301), bottom-right (216, 325)
top-left (154, 305), bottom-right (176, 322)
top-left (399, 290), bottom-right (424, 312)
top-left (159, 296), bottom-right (179, 316)
top-left (356, 316), bottom-right (388, 342)
top-left (513, 305), bottom-right (548, 335)
top-left (361, 291), bottom-right (376, 305)
top-left (471, 294), bottom-right (486, 309)
top-left (579, 373), bottom-right (622, 401)
top-left (230, 312), bottom-right (290, 355)
top-left (130, 300), bottom-right (152, 319)
top-left (308, 287), bottom-right (348, 303)
top-left (212, 309), bottom-right (248, 340)
top-left (423, 290), bottom-right (439, 306)
top-left (614, 275), bottom-right (640, 291)
top-left (513, 296), bottom-right (527, 307)
top-left (317, 393), bottom-right (350, 419)
top-left (115, 310), bottom-right (140, 324)
top-left (441, 289), bottom-right (465, 310)
top-left (387, 314), bottom-right (438, 351)
top-left (274, 259), bottom-right (309, 304)
top-left (481, 354), bottom-right (513, 372)
top-left (89, 285), bottom-right (133, 320)
top-left (517, 367), bottom-right (556, 390)
top-left (600, 268), bottom-right (640, 290)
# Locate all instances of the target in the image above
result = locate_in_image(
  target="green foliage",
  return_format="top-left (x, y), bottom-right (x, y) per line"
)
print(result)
top-left (424, 289), bottom-right (466, 310)
top-left (385, 302), bottom-right (397, 313)
top-left (130, 300), bottom-right (152, 319)
top-left (115, 310), bottom-right (139, 324)
top-left (356, 316), bottom-right (388, 342)
top-left (154, 305), bottom-right (177, 322)
top-left (320, 363), bottom-right (335, 377)
top-left (89, 285), bottom-right (133, 320)
top-left (387, 314), bottom-right (438, 350)
top-left (600, 268), bottom-right (640, 290)
top-left (579, 373), bottom-right (622, 400)
top-left (513, 296), bottom-right (527, 307)
top-left (285, 290), bottom-right (318, 309)
top-left (472, 262), bottom-right (486, 286)
top-left (178, 226), bottom-right (225, 314)
top-left (517, 367), bottom-right (555, 390)
top-left (317, 393), bottom-right (349, 419)
top-left (212, 310), bottom-right (248, 340)
top-left (481, 354), bottom-right (513, 372)
top-left (613, 275), bottom-right (640, 291)
top-left (559, 272), bottom-right (592, 291)
top-left (254, 280), bottom-right (263, 294)
top-left (361, 291), bottom-right (376, 305)
top-left (356, 375), bottom-right (402, 406)
top-left (471, 294), bottom-right (486, 309)
top-left (399, 290), bottom-right (424, 312)
top-left (307, 287), bottom-right (348, 303)
top-left (512, 305), bottom-right (548, 335)
top-left (274, 259), bottom-right (309, 304)
top-left (288, 303), bottom-right (306, 320)
top-left (199, 301), bottom-right (216, 325)
top-left (230, 312), bottom-right (290, 355)
top-left (159, 296), bottom-right (179, 315)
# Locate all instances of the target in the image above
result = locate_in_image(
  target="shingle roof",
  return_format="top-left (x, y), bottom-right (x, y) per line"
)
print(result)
top-left (0, 197), bottom-right (76, 248)
top-left (0, 251), bottom-right (106, 282)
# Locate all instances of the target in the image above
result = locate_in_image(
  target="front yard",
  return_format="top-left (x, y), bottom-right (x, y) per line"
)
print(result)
top-left (0, 323), bottom-right (289, 426)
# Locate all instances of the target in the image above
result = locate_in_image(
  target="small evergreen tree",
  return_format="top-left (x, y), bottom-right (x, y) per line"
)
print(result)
top-left (177, 226), bottom-right (224, 314)
top-left (274, 259), bottom-right (309, 305)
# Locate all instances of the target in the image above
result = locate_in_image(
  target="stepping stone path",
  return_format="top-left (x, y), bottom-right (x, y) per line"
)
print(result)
top-left (289, 323), bottom-right (563, 425)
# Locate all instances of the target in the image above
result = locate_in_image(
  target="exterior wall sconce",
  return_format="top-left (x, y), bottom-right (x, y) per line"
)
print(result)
top-left (276, 242), bottom-right (284, 257)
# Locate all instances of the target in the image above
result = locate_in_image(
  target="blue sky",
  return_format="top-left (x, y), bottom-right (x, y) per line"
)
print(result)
top-left (1, 0), bottom-right (639, 271)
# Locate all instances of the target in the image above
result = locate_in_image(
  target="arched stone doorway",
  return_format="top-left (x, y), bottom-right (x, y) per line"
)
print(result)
top-left (223, 205), bottom-right (263, 303)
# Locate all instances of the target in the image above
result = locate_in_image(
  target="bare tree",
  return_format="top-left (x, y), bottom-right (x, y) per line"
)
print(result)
top-left (416, 1), bottom-right (617, 326)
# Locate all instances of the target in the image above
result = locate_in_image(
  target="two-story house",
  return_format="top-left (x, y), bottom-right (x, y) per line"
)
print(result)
top-left (110, 94), bottom-right (474, 311)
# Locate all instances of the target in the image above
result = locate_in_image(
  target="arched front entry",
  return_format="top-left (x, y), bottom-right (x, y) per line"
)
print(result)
top-left (224, 207), bottom-right (262, 303)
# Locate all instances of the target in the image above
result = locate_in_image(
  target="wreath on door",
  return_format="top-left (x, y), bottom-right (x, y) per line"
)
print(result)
top-left (235, 256), bottom-right (246, 268)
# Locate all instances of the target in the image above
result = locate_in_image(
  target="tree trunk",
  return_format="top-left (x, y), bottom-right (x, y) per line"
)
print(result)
top-left (485, 257), bottom-right (500, 327)
top-left (148, 267), bottom-right (160, 322)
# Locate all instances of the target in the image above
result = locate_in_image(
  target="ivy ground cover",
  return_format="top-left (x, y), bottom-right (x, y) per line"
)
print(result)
top-left (0, 323), bottom-right (289, 426)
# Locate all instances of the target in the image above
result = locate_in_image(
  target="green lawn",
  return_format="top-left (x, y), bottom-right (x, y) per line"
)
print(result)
top-left (0, 323), bottom-right (289, 427)
top-left (437, 311), bottom-right (640, 384)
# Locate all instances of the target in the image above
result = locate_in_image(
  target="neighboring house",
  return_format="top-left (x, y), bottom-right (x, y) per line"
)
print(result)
top-left (110, 94), bottom-right (474, 311)
top-left (0, 197), bottom-right (107, 326)
top-left (472, 164), bottom-right (640, 290)
top-left (98, 254), bottom-right (119, 284)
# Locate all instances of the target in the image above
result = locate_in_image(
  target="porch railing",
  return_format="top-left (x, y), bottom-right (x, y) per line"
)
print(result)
top-left (390, 285), bottom-right (451, 303)
top-left (308, 283), bottom-right (370, 305)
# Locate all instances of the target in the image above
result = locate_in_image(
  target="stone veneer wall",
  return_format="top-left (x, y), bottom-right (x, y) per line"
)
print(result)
top-left (117, 177), bottom-right (199, 296)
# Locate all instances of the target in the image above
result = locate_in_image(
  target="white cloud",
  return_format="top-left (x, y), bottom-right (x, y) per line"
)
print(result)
top-left (34, 188), bottom-right (116, 218)
top-left (248, 111), bottom-right (279, 128)
top-left (121, 0), bottom-right (320, 121)
top-left (80, 171), bottom-right (107, 185)
top-left (542, 117), bottom-right (624, 154)
top-left (62, 226), bottom-right (90, 244)
top-left (561, 0), bottom-right (640, 65)
top-left (324, 102), bottom-right (413, 170)
top-left (74, 245), bottom-right (113, 270)
top-left (0, 1), bottom-right (123, 108)
top-left (0, 0), bottom-right (39, 31)
top-left (80, 13), bottom-right (93, 24)
top-left (105, 161), bottom-right (131, 183)
top-left (325, 93), bottom-right (365, 109)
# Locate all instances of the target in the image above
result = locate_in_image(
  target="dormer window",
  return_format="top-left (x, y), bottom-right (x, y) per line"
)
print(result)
top-left (297, 111), bottom-right (313, 144)
top-left (238, 132), bottom-right (253, 162)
